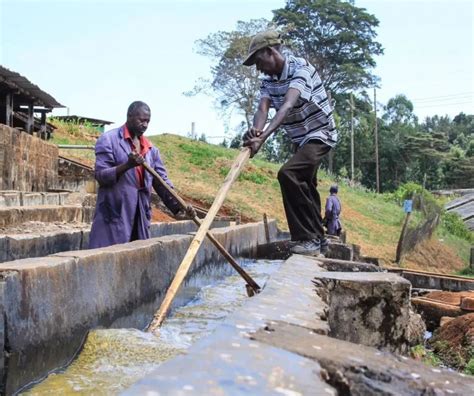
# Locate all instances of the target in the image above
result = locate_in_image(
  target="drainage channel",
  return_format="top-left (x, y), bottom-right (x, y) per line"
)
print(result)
top-left (20, 259), bottom-right (282, 395)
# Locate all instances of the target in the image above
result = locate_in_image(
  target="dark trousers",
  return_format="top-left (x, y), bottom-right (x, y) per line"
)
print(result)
top-left (277, 140), bottom-right (331, 241)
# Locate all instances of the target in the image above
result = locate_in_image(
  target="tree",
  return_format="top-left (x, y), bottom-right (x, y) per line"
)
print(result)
top-left (273, 0), bottom-right (384, 94)
top-left (186, 19), bottom-right (272, 130)
top-left (383, 94), bottom-right (418, 126)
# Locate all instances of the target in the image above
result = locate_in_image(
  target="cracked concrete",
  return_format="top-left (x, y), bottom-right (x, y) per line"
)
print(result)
top-left (125, 254), bottom-right (473, 395)
top-left (252, 320), bottom-right (473, 395)
top-left (313, 271), bottom-right (425, 353)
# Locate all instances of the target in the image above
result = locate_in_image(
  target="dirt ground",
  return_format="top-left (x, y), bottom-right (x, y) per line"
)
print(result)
top-left (431, 313), bottom-right (474, 370)
top-left (425, 291), bottom-right (474, 306)
top-left (403, 238), bottom-right (466, 274)
top-left (151, 207), bottom-right (175, 222)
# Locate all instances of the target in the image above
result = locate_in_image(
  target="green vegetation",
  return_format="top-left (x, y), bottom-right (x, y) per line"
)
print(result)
top-left (465, 358), bottom-right (474, 375)
top-left (48, 118), bottom-right (99, 165)
top-left (410, 345), bottom-right (442, 367)
top-left (153, 135), bottom-right (471, 269)
top-left (54, 131), bottom-right (470, 270)
top-left (49, 118), bottom-right (99, 140)
top-left (441, 212), bottom-right (474, 244)
top-left (432, 341), bottom-right (474, 373)
top-left (190, 1), bottom-right (473, 192)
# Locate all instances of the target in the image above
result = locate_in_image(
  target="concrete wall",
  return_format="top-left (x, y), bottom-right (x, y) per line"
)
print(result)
top-left (0, 124), bottom-right (58, 192)
top-left (0, 191), bottom-right (70, 208)
top-left (0, 205), bottom-right (87, 228)
top-left (57, 157), bottom-right (95, 193)
top-left (0, 220), bottom-right (277, 394)
top-left (0, 220), bottom-right (229, 263)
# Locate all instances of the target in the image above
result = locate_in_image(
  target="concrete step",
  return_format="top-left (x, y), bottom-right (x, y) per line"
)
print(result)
top-left (254, 238), bottom-right (362, 262)
top-left (0, 191), bottom-right (70, 207)
top-left (0, 220), bottom-right (237, 263)
top-left (0, 205), bottom-right (93, 228)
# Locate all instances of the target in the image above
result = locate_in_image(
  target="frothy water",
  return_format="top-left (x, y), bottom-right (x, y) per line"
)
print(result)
top-left (23, 259), bottom-right (281, 395)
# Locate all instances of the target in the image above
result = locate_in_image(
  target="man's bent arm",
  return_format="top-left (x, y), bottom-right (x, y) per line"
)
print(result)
top-left (253, 97), bottom-right (271, 130)
top-left (260, 88), bottom-right (300, 140)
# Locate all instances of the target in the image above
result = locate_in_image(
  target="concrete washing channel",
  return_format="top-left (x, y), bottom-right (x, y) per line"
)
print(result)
top-left (0, 215), bottom-right (277, 394)
top-left (0, 212), bottom-right (473, 394)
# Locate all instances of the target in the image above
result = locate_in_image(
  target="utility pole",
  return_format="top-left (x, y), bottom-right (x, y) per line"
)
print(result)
top-left (374, 88), bottom-right (380, 193)
top-left (346, 93), bottom-right (355, 183)
top-left (327, 90), bottom-right (334, 174)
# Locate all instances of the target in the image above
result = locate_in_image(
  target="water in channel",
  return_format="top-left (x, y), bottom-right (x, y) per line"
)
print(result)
top-left (23, 259), bottom-right (281, 395)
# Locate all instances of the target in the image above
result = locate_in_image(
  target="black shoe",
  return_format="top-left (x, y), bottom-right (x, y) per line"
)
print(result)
top-left (290, 240), bottom-right (320, 256)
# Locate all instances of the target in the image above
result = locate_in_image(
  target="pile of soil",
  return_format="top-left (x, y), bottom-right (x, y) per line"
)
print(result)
top-left (430, 313), bottom-right (474, 370)
top-left (404, 238), bottom-right (466, 274)
top-left (151, 207), bottom-right (174, 222)
top-left (425, 291), bottom-right (474, 306)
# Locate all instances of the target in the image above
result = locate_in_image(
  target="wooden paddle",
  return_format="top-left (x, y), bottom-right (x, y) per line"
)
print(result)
top-left (141, 160), bottom-right (260, 296)
top-left (146, 148), bottom-right (252, 332)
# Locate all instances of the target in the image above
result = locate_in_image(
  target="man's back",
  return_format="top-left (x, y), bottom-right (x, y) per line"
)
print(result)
top-left (260, 55), bottom-right (338, 147)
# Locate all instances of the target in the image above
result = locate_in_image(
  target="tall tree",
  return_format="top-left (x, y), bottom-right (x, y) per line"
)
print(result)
top-left (383, 94), bottom-right (418, 126)
top-left (273, 0), bottom-right (384, 94)
top-left (186, 19), bottom-right (272, 130)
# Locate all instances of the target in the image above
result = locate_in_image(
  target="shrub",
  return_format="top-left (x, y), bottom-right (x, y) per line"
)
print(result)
top-left (441, 212), bottom-right (474, 243)
top-left (464, 358), bottom-right (474, 375)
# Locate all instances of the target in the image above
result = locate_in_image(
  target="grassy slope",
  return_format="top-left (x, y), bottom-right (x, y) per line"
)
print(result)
top-left (51, 127), bottom-right (471, 272)
top-left (50, 118), bottom-right (99, 166)
top-left (152, 134), bottom-right (471, 272)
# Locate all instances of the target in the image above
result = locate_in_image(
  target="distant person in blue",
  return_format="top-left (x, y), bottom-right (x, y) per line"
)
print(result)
top-left (324, 185), bottom-right (342, 237)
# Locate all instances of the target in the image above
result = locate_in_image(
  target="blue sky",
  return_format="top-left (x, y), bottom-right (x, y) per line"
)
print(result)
top-left (1, 0), bottom-right (472, 141)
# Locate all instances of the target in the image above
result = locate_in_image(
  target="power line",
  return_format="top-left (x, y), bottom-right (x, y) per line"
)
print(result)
top-left (413, 96), bottom-right (473, 105)
top-left (411, 91), bottom-right (473, 102)
top-left (415, 100), bottom-right (473, 109)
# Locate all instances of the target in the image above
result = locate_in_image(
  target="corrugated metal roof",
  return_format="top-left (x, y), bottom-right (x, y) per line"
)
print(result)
top-left (0, 65), bottom-right (64, 108)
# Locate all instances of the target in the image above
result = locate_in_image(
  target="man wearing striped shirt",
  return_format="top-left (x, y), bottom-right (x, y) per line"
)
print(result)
top-left (243, 30), bottom-right (338, 256)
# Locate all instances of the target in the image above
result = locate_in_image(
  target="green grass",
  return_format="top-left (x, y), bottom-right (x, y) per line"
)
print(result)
top-left (465, 358), bottom-right (474, 375)
top-left (55, 132), bottom-right (471, 270)
top-left (410, 345), bottom-right (442, 367)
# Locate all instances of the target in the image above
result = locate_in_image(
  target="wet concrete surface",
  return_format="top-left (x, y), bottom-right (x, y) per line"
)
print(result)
top-left (253, 320), bottom-right (474, 395)
top-left (22, 260), bottom-right (281, 395)
top-left (124, 254), bottom-right (335, 396)
top-left (0, 221), bottom-right (277, 394)
top-left (125, 254), bottom-right (473, 395)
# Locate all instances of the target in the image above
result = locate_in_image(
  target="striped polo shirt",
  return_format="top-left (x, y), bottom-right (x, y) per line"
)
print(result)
top-left (260, 55), bottom-right (338, 147)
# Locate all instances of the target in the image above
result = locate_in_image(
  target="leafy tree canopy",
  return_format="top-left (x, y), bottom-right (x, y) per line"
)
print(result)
top-left (273, 0), bottom-right (384, 93)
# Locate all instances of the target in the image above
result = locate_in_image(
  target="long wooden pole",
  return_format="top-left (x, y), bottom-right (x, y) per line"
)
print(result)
top-left (395, 212), bottom-right (411, 264)
top-left (374, 87), bottom-right (380, 193)
top-left (327, 90), bottom-right (334, 174)
top-left (349, 93), bottom-right (355, 183)
top-left (141, 160), bottom-right (260, 295)
top-left (147, 148), bottom-right (252, 332)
